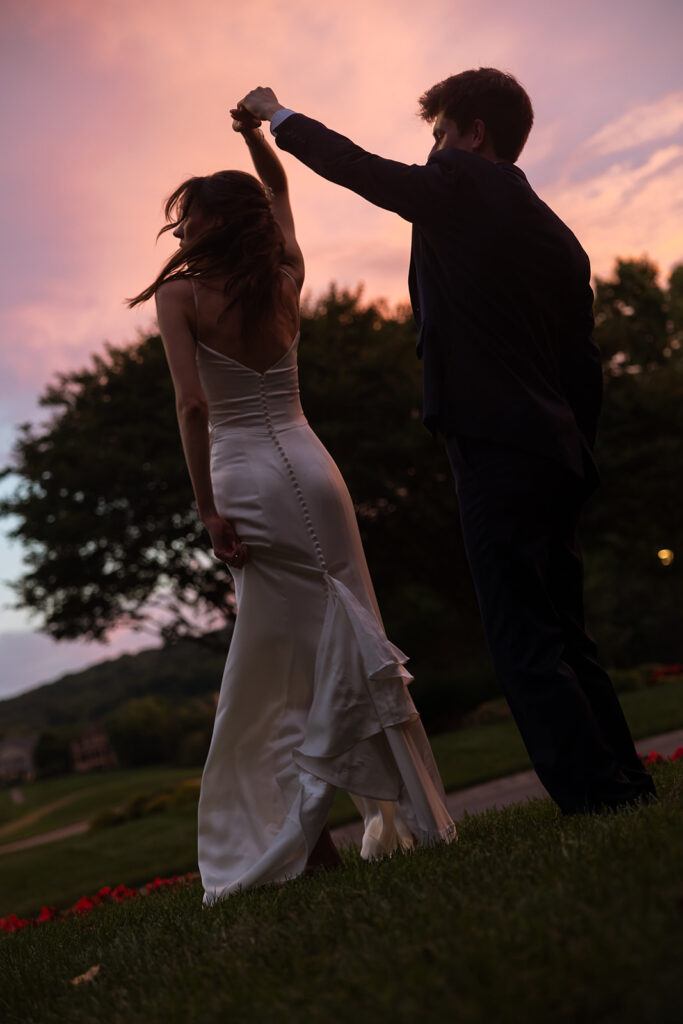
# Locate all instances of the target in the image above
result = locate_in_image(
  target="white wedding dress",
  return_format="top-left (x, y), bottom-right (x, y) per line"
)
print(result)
top-left (195, 286), bottom-right (455, 903)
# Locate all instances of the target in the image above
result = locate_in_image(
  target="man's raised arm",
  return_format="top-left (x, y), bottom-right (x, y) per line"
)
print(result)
top-left (238, 87), bottom-right (453, 226)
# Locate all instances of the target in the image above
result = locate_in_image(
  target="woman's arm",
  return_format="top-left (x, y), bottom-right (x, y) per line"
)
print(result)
top-left (155, 280), bottom-right (247, 567)
top-left (231, 107), bottom-right (304, 289)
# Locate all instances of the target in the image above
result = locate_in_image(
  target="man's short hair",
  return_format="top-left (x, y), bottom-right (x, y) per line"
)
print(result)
top-left (419, 68), bottom-right (534, 162)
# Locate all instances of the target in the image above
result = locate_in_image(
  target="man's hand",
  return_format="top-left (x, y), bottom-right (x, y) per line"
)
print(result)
top-left (239, 87), bottom-right (284, 123)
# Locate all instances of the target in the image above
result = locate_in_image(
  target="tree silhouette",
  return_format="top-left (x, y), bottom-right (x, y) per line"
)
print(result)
top-left (0, 337), bottom-right (234, 646)
top-left (594, 257), bottom-right (682, 370)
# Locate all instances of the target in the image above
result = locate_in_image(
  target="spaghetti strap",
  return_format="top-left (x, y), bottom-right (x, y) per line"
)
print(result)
top-left (280, 266), bottom-right (300, 322)
top-left (279, 266), bottom-right (300, 303)
top-left (190, 279), bottom-right (200, 343)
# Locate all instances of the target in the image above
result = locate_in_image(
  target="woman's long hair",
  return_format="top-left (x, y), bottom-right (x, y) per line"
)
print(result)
top-left (128, 171), bottom-right (286, 343)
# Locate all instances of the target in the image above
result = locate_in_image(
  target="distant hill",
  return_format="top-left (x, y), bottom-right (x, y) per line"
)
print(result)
top-left (0, 630), bottom-right (232, 736)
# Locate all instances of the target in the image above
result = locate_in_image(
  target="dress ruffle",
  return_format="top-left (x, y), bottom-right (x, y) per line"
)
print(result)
top-left (292, 574), bottom-right (457, 850)
top-left (292, 575), bottom-right (416, 791)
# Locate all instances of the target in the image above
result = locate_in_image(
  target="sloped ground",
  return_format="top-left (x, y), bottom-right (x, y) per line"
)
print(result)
top-left (1, 761), bottom-right (681, 1024)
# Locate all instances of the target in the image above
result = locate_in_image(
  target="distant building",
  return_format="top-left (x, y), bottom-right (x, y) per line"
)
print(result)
top-left (70, 723), bottom-right (119, 772)
top-left (0, 735), bottom-right (37, 784)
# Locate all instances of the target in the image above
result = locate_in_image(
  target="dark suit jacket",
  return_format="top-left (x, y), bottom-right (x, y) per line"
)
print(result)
top-left (275, 113), bottom-right (602, 488)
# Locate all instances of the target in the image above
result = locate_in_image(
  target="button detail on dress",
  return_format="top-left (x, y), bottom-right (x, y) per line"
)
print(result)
top-left (258, 376), bottom-right (329, 574)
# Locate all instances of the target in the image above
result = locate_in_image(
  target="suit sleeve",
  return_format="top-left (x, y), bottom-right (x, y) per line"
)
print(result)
top-left (274, 113), bottom-right (455, 225)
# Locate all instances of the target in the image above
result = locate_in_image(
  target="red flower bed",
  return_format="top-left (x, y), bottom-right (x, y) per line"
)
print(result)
top-left (649, 664), bottom-right (683, 684)
top-left (0, 873), bottom-right (198, 935)
top-left (639, 747), bottom-right (683, 766)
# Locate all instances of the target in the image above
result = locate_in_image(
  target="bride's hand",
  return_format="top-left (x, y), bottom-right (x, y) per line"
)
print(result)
top-left (205, 514), bottom-right (249, 569)
top-left (230, 104), bottom-right (262, 133)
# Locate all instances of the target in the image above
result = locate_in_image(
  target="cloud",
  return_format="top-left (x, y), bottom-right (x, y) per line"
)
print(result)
top-left (545, 145), bottom-right (683, 280)
top-left (583, 90), bottom-right (683, 157)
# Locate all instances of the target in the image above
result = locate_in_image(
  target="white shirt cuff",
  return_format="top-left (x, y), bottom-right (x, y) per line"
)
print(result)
top-left (270, 109), bottom-right (296, 134)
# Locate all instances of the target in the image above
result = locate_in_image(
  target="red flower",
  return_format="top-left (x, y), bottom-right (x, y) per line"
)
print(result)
top-left (640, 751), bottom-right (665, 765)
top-left (0, 914), bottom-right (30, 933)
top-left (72, 896), bottom-right (97, 915)
top-left (671, 746), bottom-right (683, 762)
top-left (650, 664), bottom-right (683, 683)
top-left (110, 885), bottom-right (137, 902)
top-left (147, 877), bottom-right (169, 891)
top-left (36, 906), bottom-right (59, 922)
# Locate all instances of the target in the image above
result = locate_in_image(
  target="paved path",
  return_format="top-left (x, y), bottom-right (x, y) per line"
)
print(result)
top-left (0, 821), bottom-right (91, 856)
top-left (331, 727), bottom-right (683, 848)
top-left (1, 729), bottom-right (681, 857)
top-left (0, 792), bottom-right (79, 841)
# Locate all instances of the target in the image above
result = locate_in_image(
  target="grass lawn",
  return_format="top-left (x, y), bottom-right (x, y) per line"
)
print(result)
top-left (1, 675), bottom-right (681, 919)
top-left (616, 679), bottom-right (683, 742)
top-left (1, 761), bottom-right (681, 1024)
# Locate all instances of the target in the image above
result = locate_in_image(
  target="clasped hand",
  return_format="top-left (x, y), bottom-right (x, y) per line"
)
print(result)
top-left (231, 86), bottom-right (283, 132)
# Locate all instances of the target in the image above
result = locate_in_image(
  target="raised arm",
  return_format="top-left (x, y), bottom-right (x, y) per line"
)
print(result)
top-left (238, 87), bottom-right (456, 226)
top-left (231, 104), bottom-right (304, 290)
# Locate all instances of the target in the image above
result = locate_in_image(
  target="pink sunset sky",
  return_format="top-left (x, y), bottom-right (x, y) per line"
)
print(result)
top-left (1, 0), bottom-right (682, 698)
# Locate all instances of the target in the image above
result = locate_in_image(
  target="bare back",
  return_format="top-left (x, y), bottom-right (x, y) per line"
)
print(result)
top-left (191, 269), bottom-right (300, 375)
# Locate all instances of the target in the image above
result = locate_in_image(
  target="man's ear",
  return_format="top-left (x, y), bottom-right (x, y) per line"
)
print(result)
top-left (471, 119), bottom-right (487, 152)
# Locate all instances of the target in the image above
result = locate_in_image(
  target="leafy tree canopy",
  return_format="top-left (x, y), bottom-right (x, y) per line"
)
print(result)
top-left (593, 257), bottom-right (682, 371)
top-left (585, 257), bottom-right (683, 665)
top-left (0, 338), bottom-right (231, 646)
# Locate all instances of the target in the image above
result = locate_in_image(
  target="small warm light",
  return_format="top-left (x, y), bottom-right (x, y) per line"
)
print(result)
top-left (657, 549), bottom-right (674, 566)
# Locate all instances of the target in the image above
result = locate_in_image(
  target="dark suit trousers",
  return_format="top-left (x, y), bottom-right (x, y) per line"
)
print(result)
top-left (446, 436), bottom-right (656, 814)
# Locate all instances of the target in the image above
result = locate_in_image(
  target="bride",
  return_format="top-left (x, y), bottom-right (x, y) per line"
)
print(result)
top-left (129, 104), bottom-right (455, 902)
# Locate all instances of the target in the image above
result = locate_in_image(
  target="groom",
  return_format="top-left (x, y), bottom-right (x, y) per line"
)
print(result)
top-left (238, 69), bottom-right (656, 814)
